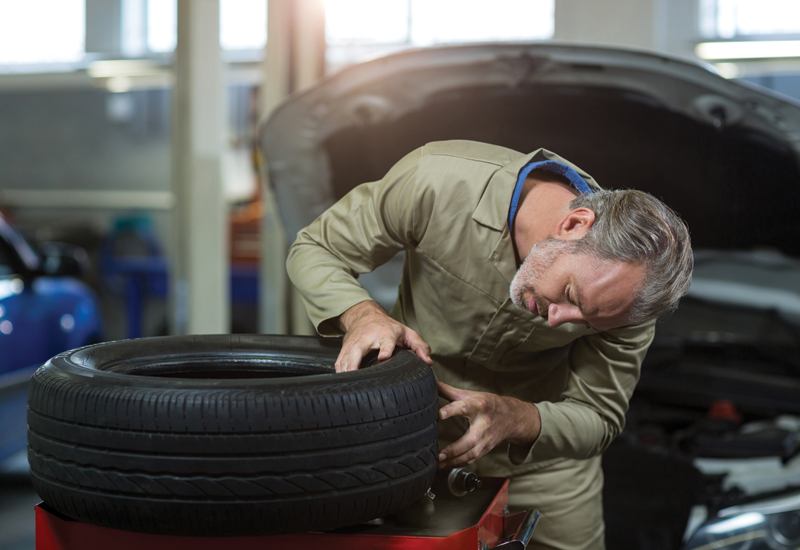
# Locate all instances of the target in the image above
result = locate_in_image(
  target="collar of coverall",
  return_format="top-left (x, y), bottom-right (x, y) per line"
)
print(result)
top-left (507, 160), bottom-right (594, 230)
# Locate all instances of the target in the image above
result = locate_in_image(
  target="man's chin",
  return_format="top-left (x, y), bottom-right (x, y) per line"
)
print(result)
top-left (509, 291), bottom-right (527, 311)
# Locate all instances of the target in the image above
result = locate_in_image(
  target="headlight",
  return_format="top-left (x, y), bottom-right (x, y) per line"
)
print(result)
top-left (686, 490), bottom-right (800, 549)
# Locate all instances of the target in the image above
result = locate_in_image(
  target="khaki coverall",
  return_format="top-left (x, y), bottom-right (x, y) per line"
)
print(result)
top-left (287, 140), bottom-right (655, 550)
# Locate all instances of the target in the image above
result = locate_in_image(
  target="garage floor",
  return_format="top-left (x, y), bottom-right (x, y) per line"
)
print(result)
top-left (0, 451), bottom-right (38, 550)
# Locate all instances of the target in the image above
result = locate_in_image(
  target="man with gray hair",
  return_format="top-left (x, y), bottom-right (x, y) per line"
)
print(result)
top-left (287, 140), bottom-right (692, 550)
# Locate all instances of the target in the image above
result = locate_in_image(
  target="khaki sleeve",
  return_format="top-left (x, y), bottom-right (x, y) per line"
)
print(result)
top-left (286, 147), bottom-right (434, 335)
top-left (508, 321), bottom-right (656, 464)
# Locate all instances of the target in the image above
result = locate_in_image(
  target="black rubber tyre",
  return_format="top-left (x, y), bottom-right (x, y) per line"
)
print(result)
top-left (27, 335), bottom-right (438, 536)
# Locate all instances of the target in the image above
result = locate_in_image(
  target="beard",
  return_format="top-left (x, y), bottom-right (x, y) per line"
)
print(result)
top-left (510, 237), bottom-right (576, 317)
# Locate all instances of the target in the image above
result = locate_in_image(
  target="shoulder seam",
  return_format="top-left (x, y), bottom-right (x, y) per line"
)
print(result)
top-left (419, 151), bottom-right (505, 168)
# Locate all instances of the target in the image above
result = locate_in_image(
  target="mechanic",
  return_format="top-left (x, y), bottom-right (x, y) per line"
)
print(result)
top-left (286, 140), bottom-right (693, 550)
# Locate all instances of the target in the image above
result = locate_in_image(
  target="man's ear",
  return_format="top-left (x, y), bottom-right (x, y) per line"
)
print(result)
top-left (554, 208), bottom-right (595, 240)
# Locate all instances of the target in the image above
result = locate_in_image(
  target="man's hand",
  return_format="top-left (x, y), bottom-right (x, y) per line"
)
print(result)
top-left (437, 381), bottom-right (541, 469)
top-left (335, 301), bottom-right (433, 372)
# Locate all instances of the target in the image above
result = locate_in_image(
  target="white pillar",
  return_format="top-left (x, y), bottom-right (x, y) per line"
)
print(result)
top-left (553, 0), bottom-right (698, 59)
top-left (171, 0), bottom-right (230, 335)
top-left (258, 0), bottom-right (292, 335)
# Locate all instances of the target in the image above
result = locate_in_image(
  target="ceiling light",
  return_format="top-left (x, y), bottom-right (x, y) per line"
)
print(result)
top-left (106, 76), bottom-right (133, 93)
top-left (696, 40), bottom-right (800, 60)
top-left (88, 59), bottom-right (163, 78)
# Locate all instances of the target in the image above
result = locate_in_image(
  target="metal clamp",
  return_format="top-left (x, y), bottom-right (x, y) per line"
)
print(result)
top-left (489, 509), bottom-right (540, 550)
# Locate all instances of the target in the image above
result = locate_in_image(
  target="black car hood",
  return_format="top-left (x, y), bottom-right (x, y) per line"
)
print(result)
top-left (260, 42), bottom-right (800, 257)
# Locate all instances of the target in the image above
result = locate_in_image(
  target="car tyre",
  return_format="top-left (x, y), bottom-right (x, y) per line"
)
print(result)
top-left (27, 334), bottom-right (438, 536)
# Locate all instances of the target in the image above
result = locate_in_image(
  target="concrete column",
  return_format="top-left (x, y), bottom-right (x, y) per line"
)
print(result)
top-left (171, 0), bottom-right (230, 335)
top-left (553, 0), bottom-right (699, 59)
top-left (258, 0), bottom-right (292, 335)
top-left (259, 0), bottom-right (324, 336)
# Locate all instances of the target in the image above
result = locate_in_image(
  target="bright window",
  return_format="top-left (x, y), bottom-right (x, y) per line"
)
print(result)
top-left (409, 0), bottom-right (554, 46)
top-left (699, 0), bottom-right (800, 38)
top-left (325, 0), bottom-right (553, 71)
top-left (325, 0), bottom-right (410, 45)
top-left (326, 0), bottom-right (553, 45)
top-left (220, 0), bottom-right (268, 50)
top-left (147, 0), bottom-right (177, 53)
top-left (0, 0), bottom-right (85, 66)
top-left (148, 0), bottom-right (267, 53)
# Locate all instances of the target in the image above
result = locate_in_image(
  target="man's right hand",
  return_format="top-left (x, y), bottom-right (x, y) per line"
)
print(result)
top-left (335, 301), bottom-right (433, 372)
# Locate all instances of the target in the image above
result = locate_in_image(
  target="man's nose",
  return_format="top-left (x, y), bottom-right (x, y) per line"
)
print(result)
top-left (547, 303), bottom-right (580, 328)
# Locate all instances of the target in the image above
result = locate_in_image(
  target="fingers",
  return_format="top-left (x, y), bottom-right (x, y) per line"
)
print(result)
top-left (413, 343), bottom-right (433, 365)
top-left (335, 334), bottom-right (398, 373)
top-left (334, 351), bottom-right (346, 373)
top-left (334, 345), bottom-right (361, 373)
top-left (439, 399), bottom-right (469, 421)
top-left (334, 316), bottom-right (433, 373)
top-left (338, 338), bottom-right (378, 372)
top-left (438, 447), bottom-right (478, 469)
top-left (335, 338), bottom-right (370, 373)
top-left (405, 330), bottom-right (433, 365)
top-left (436, 380), bottom-right (474, 407)
top-left (435, 388), bottom-right (504, 468)
top-left (377, 338), bottom-right (396, 361)
top-left (437, 428), bottom-right (489, 469)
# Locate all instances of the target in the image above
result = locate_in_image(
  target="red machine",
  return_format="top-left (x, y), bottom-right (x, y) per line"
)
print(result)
top-left (35, 477), bottom-right (538, 550)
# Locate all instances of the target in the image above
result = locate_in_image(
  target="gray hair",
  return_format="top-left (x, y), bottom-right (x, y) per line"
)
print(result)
top-left (569, 189), bottom-right (693, 324)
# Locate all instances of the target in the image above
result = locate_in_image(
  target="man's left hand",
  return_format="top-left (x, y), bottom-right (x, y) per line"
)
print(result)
top-left (436, 381), bottom-right (541, 469)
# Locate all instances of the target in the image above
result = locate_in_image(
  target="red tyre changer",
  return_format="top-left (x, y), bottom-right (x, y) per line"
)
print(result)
top-left (35, 477), bottom-right (539, 550)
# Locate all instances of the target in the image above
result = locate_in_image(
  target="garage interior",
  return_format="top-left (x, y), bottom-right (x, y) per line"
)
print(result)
top-left (2, 1), bottom-right (800, 549)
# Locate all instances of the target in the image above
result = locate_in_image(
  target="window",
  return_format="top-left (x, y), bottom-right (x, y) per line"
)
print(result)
top-left (325, 0), bottom-right (410, 45)
top-left (148, 0), bottom-right (267, 54)
top-left (0, 0), bottom-right (267, 73)
top-left (325, 0), bottom-right (554, 72)
top-left (699, 0), bottom-right (800, 39)
top-left (147, 0), bottom-right (177, 53)
top-left (0, 0), bottom-right (85, 69)
top-left (220, 0), bottom-right (268, 51)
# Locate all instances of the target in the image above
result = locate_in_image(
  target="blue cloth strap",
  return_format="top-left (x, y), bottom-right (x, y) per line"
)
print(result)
top-left (508, 160), bottom-right (593, 228)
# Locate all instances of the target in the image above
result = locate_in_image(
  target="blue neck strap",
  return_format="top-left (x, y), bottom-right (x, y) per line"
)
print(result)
top-left (508, 160), bottom-right (593, 229)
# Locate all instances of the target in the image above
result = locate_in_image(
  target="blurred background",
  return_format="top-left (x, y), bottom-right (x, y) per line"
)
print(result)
top-left (2, 0), bottom-right (799, 341)
top-left (1, 1), bottom-right (800, 548)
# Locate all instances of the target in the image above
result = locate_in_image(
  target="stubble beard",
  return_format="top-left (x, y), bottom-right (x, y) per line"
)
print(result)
top-left (510, 237), bottom-right (576, 316)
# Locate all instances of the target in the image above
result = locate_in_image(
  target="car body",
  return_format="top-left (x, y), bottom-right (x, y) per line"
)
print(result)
top-left (260, 42), bottom-right (800, 550)
top-left (0, 212), bottom-right (103, 463)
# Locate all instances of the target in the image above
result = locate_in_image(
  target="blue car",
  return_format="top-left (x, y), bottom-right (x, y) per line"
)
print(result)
top-left (0, 212), bottom-right (103, 463)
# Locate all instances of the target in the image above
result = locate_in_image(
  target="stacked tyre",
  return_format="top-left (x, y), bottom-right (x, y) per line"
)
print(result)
top-left (27, 335), bottom-right (438, 536)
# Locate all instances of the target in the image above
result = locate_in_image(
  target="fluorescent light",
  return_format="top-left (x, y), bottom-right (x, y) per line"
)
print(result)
top-left (106, 76), bottom-right (133, 93)
top-left (88, 60), bottom-right (163, 78)
top-left (696, 40), bottom-right (800, 60)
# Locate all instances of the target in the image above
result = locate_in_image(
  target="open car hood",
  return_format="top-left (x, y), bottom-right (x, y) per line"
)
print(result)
top-left (260, 43), bottom-right (800, 310)
top-left (261, 42), bottom-right (800, 254)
